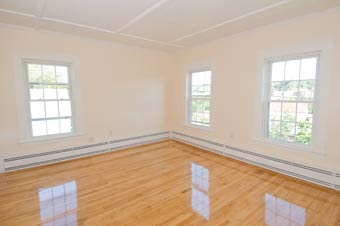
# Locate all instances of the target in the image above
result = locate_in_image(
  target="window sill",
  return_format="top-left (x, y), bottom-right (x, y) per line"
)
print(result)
top-left (20, 132), bottom-right (85, 144)
top-left (252, 138), bottom-right (325, 156)
top-left (184, 123), bottom-right (213, 132)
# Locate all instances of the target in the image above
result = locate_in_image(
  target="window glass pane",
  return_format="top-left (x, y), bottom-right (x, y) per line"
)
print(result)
top-left (271, 61), bottom-right (285, 81)
top-left (191, 112), bottom-right (197, 122)
top-left (196, 112), bottom-right (203, 122)
top-left (192, 74), bottom-right (199, 85)
top-left (269, 102), bottom-right (281, 121)
top-left (190, 98), bottom-right (210, 126)
top-left (56, 66), bottom-right (69, 84)
top-left (192, 85), bottom-right (199, 96)
top-left (60, 118), bottom-right (72, 133)
top-left (43, 85), bottom-right (57, 100)
top-left (32, 120), bottom-right (47, 136)
top-left (30, 101), bottom-right (45, 119)
top-left (59, 101), bottom-right (72, 117)
top-left (203, 113), bottom-right (210, 124)
top-left (57, 85), bottom-right (70, 100)
top-left (267, 55), bottom-right (317, 146)
top-left (43, 65), bottom-right (56, 84)
top-left (47, 119), bottom-right (60, 135)
top-left (295, 123), bottom-right (312, 145)
top-left (281, 103), bottom-right (296, 122)
top-left (191, 99), bottom-right (197, 112)
top-left (28, 64), bottom-right (42, 83)
top-left (27, 62), bottom-right (74, 137)
top-left (203, 72), bottom-right (211, 84)
top-left (190, 71), bottom-right (211, 126)
top-left (203, 100), bottom-right (210, 113)
top-left (281, 122), bottom-right (295, 142)
top-left (297, 103), bottom-right (313, 123)
top-left (285, 60), bottom-right (300, 81)
top-left (197, 72), bottom-right (205, 85)
top-left (271, 82), bottom-right (284, 100)
top-left (268, 121), bottom-right (281, 140)
top-left (195, 85), bottom-right (205, 96)
top-left (45, 101), bottom-right (59, 118)
top-left (283, 81), bottom-right (299, 100)
top-left (300, 58), bottom-right (317, 80)
top-left (197, 100), bottom-right (203, 112)
top-left (192, 70), bottom-right (211, 96)
top-left (299, 80), bottom-right (315, 100)
top-left (193, 73), bottom-right (204, 85)
top-left (204, 85), bottom-right (211, 96)
top-left (30, 85), bottom-right (44, 100)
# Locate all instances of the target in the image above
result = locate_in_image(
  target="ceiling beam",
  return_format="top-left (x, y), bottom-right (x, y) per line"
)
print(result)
top-left (33, 0), bottom-right (47, 29)
top-left (40, 16), bottom-right (183, 47)
top-left (169, 0), bottom-right (294, 43)
top-left (115, 0), bottom-right (170, 33)
top-left (0, 8), bottom-right (182, 48)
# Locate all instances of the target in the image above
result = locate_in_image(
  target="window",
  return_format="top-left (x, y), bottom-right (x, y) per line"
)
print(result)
top-left (265, 54), bottom-right (319, 146)
top-left (188, 70), bottom-right (211, 127)
top-left (25, 61), bottom-right (73, 137)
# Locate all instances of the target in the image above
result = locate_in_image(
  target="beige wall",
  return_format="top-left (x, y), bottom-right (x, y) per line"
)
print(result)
top-left (171, 8), bottom-right (340, 170)
top-left (0, 26), bottom-right (173, 157)
top-left (1, 7), bottom-right (339, 172)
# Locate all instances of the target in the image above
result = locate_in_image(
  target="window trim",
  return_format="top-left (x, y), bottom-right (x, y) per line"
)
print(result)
top-left (14, 54), bottom-right (84, 143)
top-left (186, 69), bottom-right (213, 129)
top-left (263, 52), bottom-right (321, 151)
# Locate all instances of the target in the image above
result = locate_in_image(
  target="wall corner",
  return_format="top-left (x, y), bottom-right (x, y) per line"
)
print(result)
top-left (0, 157), bottom-right (4, 173)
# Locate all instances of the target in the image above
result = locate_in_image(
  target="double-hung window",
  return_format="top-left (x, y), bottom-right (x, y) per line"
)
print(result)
top-left (188, 70), bottom-right (212, 127)
top-left (25, 61), bottom-right (73, 137)
top-left (266, 54), bottom-right (319, 145)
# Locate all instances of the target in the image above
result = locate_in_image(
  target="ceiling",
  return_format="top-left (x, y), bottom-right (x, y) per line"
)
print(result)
top-left (0, 0), bottom-right (339, 51)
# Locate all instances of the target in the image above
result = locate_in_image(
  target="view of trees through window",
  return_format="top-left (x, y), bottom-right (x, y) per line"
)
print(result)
top-left (189, 70), bottom-right (211, 127)
top-left (26, 62), bottom-right (73, 137)
top-left (267, 56), bottom-right (318, 145)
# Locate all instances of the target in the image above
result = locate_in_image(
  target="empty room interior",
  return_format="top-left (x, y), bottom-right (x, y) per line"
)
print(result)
top-left (1, 0), bottom-right (340, 225)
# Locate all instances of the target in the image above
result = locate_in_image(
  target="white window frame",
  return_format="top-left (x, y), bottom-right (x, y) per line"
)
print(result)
top-left (186, 69), bottom-right (212, 129)
top-left (14, 54), bottom-right (84, 143)
top-left (263, 52), bottom-right (321, 150)
top-left (24, 59), bottom-right (75, 139)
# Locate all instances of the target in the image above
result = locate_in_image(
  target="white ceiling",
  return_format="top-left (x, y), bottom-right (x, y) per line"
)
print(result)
top-left (0, 0), bottom-right (339, 51)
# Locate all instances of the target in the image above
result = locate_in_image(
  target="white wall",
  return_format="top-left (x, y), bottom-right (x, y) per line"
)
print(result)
top-left (0, 25), bottom-right (173, 157)
top-left (0, 7), bottom-right (339, 174)
top-left (171, 8), bottom-right (340, 171)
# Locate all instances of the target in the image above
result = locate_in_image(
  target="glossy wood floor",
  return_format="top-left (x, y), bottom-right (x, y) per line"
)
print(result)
top-left (1, 140), bottom-right (340, 226)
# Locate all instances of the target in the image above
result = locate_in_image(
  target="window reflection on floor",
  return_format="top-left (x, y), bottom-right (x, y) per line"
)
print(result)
top-left (38, 180), bottom-right (78, 226)
top-left (265, 193), bottom-right (306, 226)
top-left (191, 162), bottom-right (210, 220)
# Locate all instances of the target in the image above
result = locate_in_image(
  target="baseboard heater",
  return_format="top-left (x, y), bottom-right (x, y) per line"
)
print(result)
top-left (171, 131), bottom-right (340, 191)
top-left (2, 131), bottom-right (170, 172)
top-left (1, 130), bottom-right (339, 191)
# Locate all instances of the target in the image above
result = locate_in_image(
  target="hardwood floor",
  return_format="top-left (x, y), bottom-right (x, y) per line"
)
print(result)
top-left (0, 140), bottom-right (339, 226)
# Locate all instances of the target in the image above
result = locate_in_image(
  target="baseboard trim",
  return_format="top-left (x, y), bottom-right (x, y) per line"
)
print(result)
top-left (3, 130), bottom-right (339, 192)
top-left (3, 131), bottom-right (170, 172)
top-left (172, 131), bottom-right (340, 191)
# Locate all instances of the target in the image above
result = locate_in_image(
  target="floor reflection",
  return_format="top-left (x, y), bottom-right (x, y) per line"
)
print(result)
top-left (38, 180), bottom-right (78, 226)
top-left (265, 193), bottom-right (306, 226)
top-left (191, 162), bottom-right (210, 220)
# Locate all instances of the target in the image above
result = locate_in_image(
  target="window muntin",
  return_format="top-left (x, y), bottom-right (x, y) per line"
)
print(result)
top-left (25, 61), bottom-right (73, 137)
top-left (266, 55), bottom-right (319, 145)
top-left (188, 70), bottom-right (211, 127)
